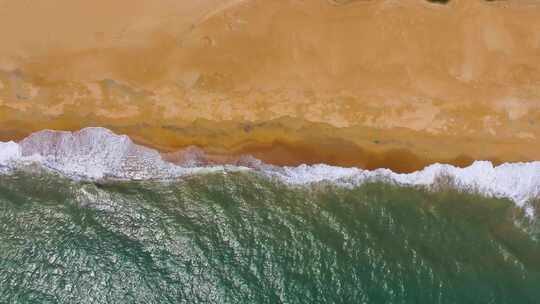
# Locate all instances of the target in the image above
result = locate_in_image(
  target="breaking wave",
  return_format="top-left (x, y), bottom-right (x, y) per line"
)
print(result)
top-left (1, 127), bottom-right (539, 213)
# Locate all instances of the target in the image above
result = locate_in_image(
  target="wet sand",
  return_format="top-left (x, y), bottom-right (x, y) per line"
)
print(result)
top-left (0, 117), bottom-right (520, 173)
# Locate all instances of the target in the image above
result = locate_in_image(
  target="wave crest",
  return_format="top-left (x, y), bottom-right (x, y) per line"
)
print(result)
top-left (1, 127), bottom-right (539, 212)
top-left (7, 128), bottom-right (184, 179)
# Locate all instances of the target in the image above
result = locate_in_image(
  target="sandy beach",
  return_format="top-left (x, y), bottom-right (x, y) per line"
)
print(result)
top-left (1, 0), bottom-right (539, 172)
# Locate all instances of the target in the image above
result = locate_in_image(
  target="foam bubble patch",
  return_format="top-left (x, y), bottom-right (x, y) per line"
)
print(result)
top-left (1, 127), bottom-right (539, 213)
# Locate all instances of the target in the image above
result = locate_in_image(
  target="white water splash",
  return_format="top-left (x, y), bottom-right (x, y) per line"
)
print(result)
top-left (1, 127), bottom-right (539, 213)
top-left (268, 162), bottom-right (540, 214)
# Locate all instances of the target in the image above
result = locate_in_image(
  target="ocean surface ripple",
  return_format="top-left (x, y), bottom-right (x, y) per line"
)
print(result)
top-left (1, 128), bottom-right (540, 303)
top-left (0, 170), bottom-right (539, 303)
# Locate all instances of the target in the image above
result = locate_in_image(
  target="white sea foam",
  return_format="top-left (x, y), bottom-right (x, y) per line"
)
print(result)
top-left (0, 141), bottom-right (21, 163)
top-left (268, 162), bottom-right (540, 211)
top-left (0, 127), bottom-right (539, 213)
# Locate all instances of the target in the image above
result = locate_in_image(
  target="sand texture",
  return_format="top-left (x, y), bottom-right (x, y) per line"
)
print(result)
top-left (1, 0), bottom-right (539, 171)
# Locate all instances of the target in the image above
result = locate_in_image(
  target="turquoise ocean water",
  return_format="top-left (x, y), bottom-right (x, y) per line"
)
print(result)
top-left (0, 170), bottom-right (539, 303)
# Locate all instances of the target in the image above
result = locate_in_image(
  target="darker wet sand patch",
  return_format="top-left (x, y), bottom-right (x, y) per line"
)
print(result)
top-left (178, 139), bottom-right (494, 173)
top-left (0, 117), bottom-right (512, 174)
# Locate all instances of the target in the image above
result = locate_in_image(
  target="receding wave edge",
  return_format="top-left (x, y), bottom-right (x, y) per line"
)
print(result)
top-left (1, 127), bottom-right (539, 215)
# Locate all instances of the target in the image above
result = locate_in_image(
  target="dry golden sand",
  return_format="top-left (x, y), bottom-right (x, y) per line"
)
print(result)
top-left (1, 0), bottom-right (540, 172)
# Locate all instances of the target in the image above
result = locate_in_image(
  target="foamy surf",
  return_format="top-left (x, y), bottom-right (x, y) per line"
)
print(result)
top-left (0, 127), bottom-right (539, 213)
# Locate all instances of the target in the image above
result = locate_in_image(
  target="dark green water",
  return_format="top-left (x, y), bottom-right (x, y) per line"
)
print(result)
top-left (0, 171), bottom-right (539, 304)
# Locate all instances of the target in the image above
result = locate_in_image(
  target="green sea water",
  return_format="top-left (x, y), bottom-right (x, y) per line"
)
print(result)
top-left (0, 170), bottom-right (539, 303)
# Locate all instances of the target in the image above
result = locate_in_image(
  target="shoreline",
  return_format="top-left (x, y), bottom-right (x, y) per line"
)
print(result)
top-left (0, 119), bottom-right (526, 173)
top-left (1, 127), bottom-right (539, 215)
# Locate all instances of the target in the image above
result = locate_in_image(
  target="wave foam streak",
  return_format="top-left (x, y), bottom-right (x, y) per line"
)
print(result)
top-left (5, 128), bottom-right (190, 179)
top-left (0, 127), bottom-right (539, 211)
